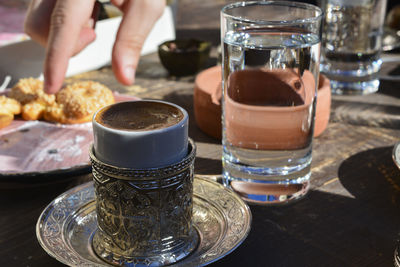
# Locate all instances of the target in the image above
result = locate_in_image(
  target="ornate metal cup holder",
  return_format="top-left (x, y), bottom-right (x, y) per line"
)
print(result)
top-left (89, 139), bottom-right (198, 266)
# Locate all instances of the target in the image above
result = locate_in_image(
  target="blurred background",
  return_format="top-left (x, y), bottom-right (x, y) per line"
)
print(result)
top-left (176, 0), bottom-right (399, 45)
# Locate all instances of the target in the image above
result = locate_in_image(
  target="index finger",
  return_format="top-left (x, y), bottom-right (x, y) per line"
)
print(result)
top-left (44, 0), bottom-right (96, 94)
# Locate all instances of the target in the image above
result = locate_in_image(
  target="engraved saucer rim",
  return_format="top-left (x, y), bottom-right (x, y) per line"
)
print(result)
top-left (36, 176), bottom-right (252, 267)
top-left (393, 142), bottom-right (400, 170)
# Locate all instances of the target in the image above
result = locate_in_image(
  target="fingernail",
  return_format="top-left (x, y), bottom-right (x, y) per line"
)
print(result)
top-left (44, 79), bottom-right (57, 94)
top-left (124, 66), bottom-right (135, 84)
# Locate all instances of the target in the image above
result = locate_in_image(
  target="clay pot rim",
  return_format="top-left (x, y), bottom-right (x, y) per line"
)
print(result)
top-left (318, 74), bottom-right (329, 89)
top-left (225, 92), bottom-right (313, 112)
top-left (225, 69), bottom-right (317, 112)
top-left (224, 72), bottom-right (329, 112)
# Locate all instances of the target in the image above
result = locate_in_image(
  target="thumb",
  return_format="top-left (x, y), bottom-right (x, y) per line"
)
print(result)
top-left (111, 0), bottom-right (165, 85)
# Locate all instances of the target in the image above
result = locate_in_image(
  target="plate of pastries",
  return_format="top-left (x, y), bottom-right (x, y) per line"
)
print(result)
top-left (0, 78), bottom-right (138, 178)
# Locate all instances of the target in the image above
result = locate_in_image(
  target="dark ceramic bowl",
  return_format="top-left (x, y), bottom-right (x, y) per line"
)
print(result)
top-left (158, 39), bottom-right (211, 76)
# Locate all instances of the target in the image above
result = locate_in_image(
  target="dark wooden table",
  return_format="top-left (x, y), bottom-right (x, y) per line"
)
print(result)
top-left (1, 1), bottom-right (400, 266)
top-left (1, 50), bottom-right (399, 267)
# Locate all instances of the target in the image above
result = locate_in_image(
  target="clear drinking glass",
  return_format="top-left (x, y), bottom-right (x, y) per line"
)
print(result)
top-left (221, 1), bottom-right (323, 204)
top-left (319, 0), bottom-right (387, 95)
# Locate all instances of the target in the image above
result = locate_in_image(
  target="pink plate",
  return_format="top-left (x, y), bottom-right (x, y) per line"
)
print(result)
top-left (0, 92), bottom-right (139, 177)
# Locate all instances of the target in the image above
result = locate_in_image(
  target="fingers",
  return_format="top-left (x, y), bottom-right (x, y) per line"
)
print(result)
top-left (26, 0), bottom-right (165, 93)
top-left (111, 0), bottom-right (166, 85)
top-left (24, 0), bottom-right (57, 46)
top-left (44, 0), bottom-right (96, 94)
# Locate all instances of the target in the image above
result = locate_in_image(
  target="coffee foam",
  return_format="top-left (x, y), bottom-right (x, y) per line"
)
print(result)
top-left (95, 101), bottom-right (184, 131)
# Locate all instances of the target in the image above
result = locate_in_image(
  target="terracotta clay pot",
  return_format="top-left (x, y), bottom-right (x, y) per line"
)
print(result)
top-left (193, 66), bottom-right (330, 141)
top-left (224, 69), bottom-right (314, 150)
top-left (193, 66), bottom-right (222, 139)
top-left (314, 74), bottom-right (331, 137)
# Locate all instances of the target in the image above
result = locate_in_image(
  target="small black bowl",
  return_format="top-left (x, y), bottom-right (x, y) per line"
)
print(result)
top-left (158, 39), bottom-right (211, 76)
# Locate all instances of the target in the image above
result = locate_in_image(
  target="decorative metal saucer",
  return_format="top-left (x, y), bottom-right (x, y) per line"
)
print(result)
top-left (36, 176), bottom-right (251, 266)
top-left (393, 143), bottom-right (400, 267)
top-left (395, 238), bottom-right (400, 267)
top-left (393, 142), bottom-right (400, 170)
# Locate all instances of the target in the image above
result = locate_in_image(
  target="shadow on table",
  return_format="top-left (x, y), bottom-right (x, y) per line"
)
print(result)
top-left (195, 157), bottom-right (222, 175)
top-left (213, 146), bottom-right (400, 267)
top-left (0, 175), bottom-right (90, 267)
top-left (380, 79), bottom-right (400, 99)
top-left (338, 146), bottom-right (400, 207)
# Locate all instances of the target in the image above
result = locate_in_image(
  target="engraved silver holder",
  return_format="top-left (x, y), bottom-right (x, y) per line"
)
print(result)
top-left (89, 139), bottom-right (198, 266)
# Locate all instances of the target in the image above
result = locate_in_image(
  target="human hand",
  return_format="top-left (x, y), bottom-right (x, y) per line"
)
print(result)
top-left (24, 0), bottom-right (166, 94)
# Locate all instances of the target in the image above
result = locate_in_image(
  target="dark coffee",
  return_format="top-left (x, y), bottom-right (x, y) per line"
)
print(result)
top-left (95, 101), bottom-right (184, 131)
